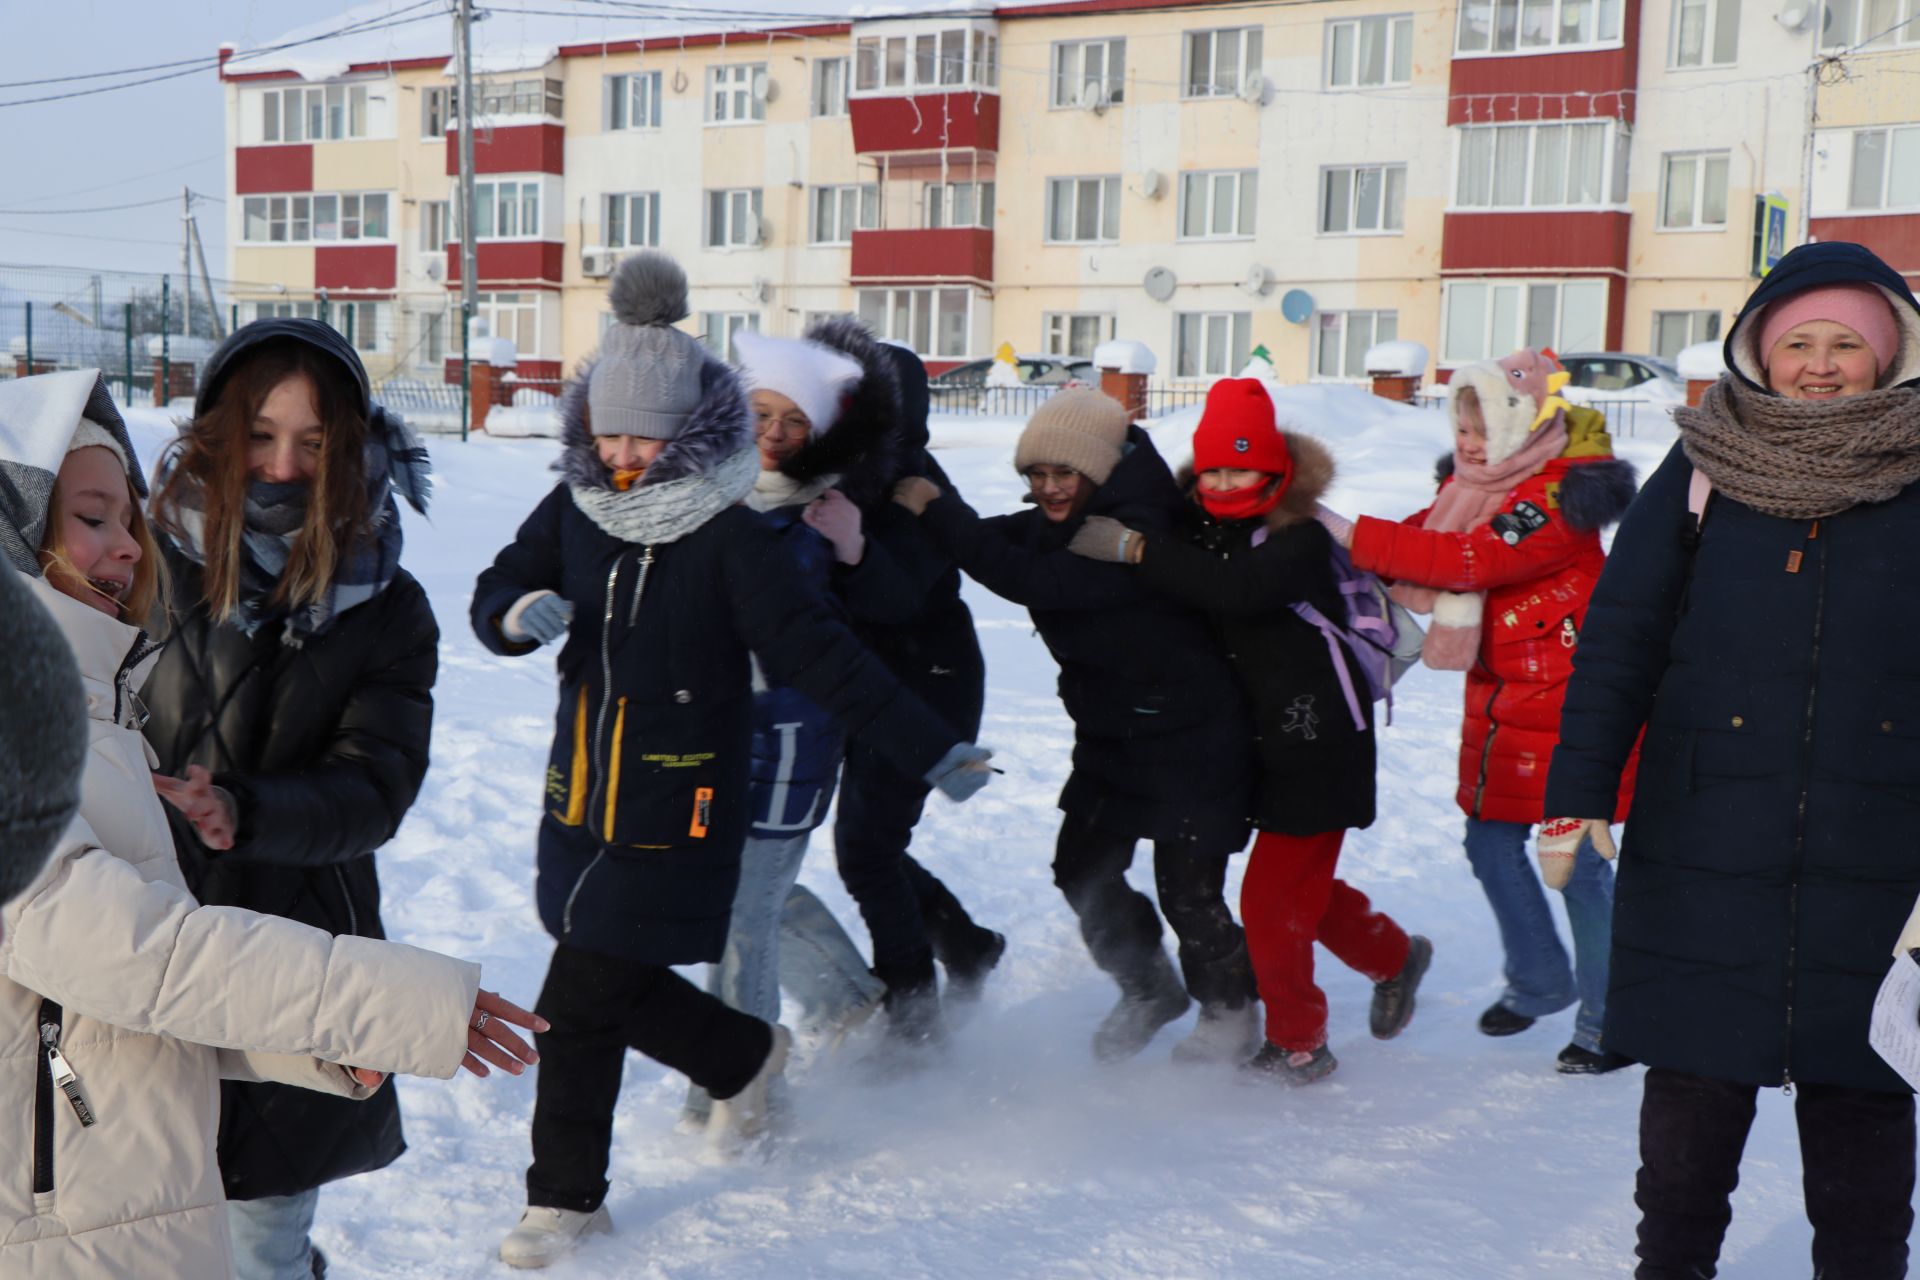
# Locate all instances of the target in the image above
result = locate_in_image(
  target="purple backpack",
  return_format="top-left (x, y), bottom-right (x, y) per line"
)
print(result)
top-left (1256, 530), bottom-right (1423, 731)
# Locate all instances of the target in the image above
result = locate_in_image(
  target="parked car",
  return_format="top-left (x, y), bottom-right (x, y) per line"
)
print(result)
top-left (927, 355), bottom-right (1094, 390)
top-left (1557, 352), bottom-right (1686, 404)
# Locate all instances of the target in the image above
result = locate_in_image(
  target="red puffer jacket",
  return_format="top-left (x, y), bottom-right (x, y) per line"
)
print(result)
top-left (1350, 412), bottom-right (1639, 824)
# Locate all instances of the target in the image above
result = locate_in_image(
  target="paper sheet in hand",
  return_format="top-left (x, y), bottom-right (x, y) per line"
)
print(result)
top-left (1869, 949), bottom-right (1920, 1090)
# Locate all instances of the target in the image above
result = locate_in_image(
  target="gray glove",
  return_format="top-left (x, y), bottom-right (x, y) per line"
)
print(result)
top-left (1067, 515), bottom-right (1140, 564)
top-left (504, 590), bottom-right (574, 646)
top-left (923, 743), bottom-right (995, 803)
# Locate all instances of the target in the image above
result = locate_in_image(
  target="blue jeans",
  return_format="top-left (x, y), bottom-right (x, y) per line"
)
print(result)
top-left (227, 1187), bottom-right (321, 1280)
top-left (684, 835), bottom-right (885, 1119)
top-left (1462, 817), bottom-right (1614, 1052)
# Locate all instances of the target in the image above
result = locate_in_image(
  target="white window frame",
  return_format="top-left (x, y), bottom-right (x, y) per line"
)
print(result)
top-left (1178, 170), bottom-right (1258, 240)
top-left (811, 57), bottom-right (850, 117)
top-left (419, 309), bottom-right (447, 367)
top-left (1181, 26), bottom-right (1264, 98)
top-left (1454, 0), bottom-right (1625, 55)
top-left (261, 83), bottom-right (372, 144)
top-left (420, 200), bottom-right (449, 254)
top-left (1652, 309), bottom-right (1721, 359)
top-left (923, 181), bottom-right (995, 229)
top-left (1846, 125), bottom-right (1920, 212)
top-left (706, 63), bottom-right (767, 125)
top-left (420, 86), bottom-right (453, 139)
top-left (1658, 151), bottom-right (1731, 229)
top-left (606, 71), bottom-right (662, 130)
top-left (1313, 310), bottom-right (1400, 380)
top-left (1045, 175), bottom-right (1121, 243)
top-left (1452, 121), bottom-right (1627, 211)
top-left (254, 300), bottom-right (385, 353)
top-left (241, 192), bottom-right (393, 245)
top-left (810, 184), bottom-right (879, 244)
top-left (1050, 38), bottom-right (1126, 108)
top-left (475, 291), bottom-right (541, 357)
top-left (1670, 0), bottom-right (1741, 67)
top-left (476, 78), bottom-right (562, 120)
top-left (1173, 311), bottom-right (1252, 380)
top-left (1320, 164), bottom-right (1408, 234)
top-left (603, 192), bottom-right (661, 249)
top-left (705, 188), bottom-right (765, 249)
top-left (856, 287), bottom-right (972, 358)
top-left (1822, 0), bottom-right (1920, 51)
top-left (1325, 16), bottom-right (1414, 88)
top-left (1440, 278), bottom-right (1608, 367)
top-left (1042, 312), bottom-right (1114, 359)
top-left (853, 27), bottom-right (996, 96)
top-left (462, 180), bottom-right (542, 241)
top-left (701, 312), bottom-right (760, 361)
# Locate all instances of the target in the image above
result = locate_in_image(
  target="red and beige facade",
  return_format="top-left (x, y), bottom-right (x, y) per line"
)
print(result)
top-left (221, 2), bottom-right (1920, 391)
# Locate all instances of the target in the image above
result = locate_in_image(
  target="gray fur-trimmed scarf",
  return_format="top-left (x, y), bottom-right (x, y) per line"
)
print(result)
top-left (159, 407), bottom-right (431, 646)
top-left (1677, 376), bottom-right (1920, 520)
top-left (570, 446), bottom-right (758, 542)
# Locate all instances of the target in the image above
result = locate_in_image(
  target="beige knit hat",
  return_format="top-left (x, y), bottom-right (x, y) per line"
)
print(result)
top-left (1013, 389), bottom-right (1130, 486)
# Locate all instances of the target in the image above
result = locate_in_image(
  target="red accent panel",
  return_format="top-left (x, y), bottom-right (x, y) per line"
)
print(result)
top-left (850, 94), bottom-right (999, 154)
top-left (1441, 211), bottom-right (1631, 273)
top-left (235, 145), bottom-right (313, 195)
top-left (558, 23), bottom-right (847, 57)
top-left (1811, 216), bottom-right (1920, 278)
top-left (445, 123), bottom-right (564, 176)
top-left (445, 241), bottom-right (565, 287)
top-left (922, 359), bottom-right (964, 377)
top-left (443, 357), bottom-right (564, 388)
top-left (314, 244), bottom-right (397, 292)
top-left (1447, 1), bottom-right (1641, 126)
top-left (850, 228), bottom-right (994, 283)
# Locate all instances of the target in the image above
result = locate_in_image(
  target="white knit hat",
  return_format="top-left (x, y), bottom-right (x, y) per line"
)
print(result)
top-left (68, 416), bottom-right (130, 474)
top-left (733, 330), bottom-right (863, 436)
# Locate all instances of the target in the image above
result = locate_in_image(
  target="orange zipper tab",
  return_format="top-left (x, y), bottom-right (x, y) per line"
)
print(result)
top-left (1785, 550), bottom-right (1804, 573)
top-left (689, 787), bottom-right (713, 839)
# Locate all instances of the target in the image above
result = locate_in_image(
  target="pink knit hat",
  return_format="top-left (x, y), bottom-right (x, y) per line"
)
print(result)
top-left (1758, 283), bottom-right (1900, 375)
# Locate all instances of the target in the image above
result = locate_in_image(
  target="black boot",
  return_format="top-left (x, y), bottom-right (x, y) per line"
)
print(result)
top-left (1092, 949), bottom-right (1191, 1062)
top-left (1557, 1043), bottom-right (1633, 1075)
top-left (1370, 935), bottom-right (1433, 1040)
top-left (860, 962), bottom-right (947, 1079)
top-left (1478, 1001), bottom-right (1536, 1036)
top-left (942, 929), bottom-right (1006, 1005)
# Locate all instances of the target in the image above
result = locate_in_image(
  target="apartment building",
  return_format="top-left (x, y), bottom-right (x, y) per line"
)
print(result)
top-left (220, 0), bottom-right (1920, 392)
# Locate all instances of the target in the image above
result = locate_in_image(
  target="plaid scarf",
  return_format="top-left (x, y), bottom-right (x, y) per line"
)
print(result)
top-left (161, 407), bottom-right (431, 646)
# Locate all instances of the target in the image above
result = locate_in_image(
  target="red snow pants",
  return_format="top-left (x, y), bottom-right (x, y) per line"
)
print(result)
top-left (1242, 829), bottom-right (1410, 1052)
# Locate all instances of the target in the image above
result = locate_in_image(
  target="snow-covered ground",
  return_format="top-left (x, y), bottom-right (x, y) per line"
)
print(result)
top-left (119, 391), bottom-right (1844, 1278)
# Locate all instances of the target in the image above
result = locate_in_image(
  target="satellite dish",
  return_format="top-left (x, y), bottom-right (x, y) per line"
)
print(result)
top-left (752, 70), bottom-right (777, 103)
top-left (1076, 82), bottom-right (1108, 115)
top-left (1776, 2), bottom-right (1810, 29)
top-left (1240, 264), bottom-right (1273, 296)
top-left (1238, 73), bottom-right (1268, 105)
top-left (743, 212), bottom-right (768, 245)
top-left (1280, 288), bottom-right (1315, 324)
top-left (748, 276), bottom-right (771, 303)
top-left (1142, 266), bottom-right (1177, 302)
top-left (1138, 169), bottom-right (1166, 200)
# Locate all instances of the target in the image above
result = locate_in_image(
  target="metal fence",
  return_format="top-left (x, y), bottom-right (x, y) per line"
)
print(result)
top-left (928, 381), bottom-right (1211, 419)
top-left (1410, 389), bottom-right (1676, 437)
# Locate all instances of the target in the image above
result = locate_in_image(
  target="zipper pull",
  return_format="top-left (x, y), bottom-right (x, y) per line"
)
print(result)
top-left (1781, 1069), bottom-right (1794, 1098)
top-left (41, 1024), bottom-right (96, 1128)
top-left (1785, 520), bottom-right (1819, 574)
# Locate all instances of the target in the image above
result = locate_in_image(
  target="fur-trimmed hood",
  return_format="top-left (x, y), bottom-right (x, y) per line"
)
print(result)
top-left (1723, 241), bottom-right (1920, 394)
top-left (786, 316), bottom-right (907, 510)
top-left (1431, 403), bottom-right (1637, 531)
top-left (556, 351), bottom-right (751, 492)
top-left (1176, 429), bottom-right (1337, 530)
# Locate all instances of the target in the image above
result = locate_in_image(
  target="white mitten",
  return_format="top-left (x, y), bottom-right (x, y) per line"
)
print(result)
top-left (1536, 817), bottom-right (1617, 890)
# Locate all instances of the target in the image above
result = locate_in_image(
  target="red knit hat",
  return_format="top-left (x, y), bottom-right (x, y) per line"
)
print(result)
top-left (1191, 378), bottom-right (1293, 483)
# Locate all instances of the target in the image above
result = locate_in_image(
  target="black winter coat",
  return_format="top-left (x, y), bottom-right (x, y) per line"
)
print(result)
top-left (142, 547), bottom-right (437, 1201)
top-left (1546, 240), bottom-right (1920, 1092)
top-left (473, 490), bottom-right (959, 966)
top-left (1134, 434), bottom-right (1377, 837)
top-left (920, 427), bottom-right (1253, 851)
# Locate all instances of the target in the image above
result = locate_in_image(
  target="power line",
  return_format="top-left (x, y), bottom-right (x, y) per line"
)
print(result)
top-left (0, 195), bottom-right (203, 217)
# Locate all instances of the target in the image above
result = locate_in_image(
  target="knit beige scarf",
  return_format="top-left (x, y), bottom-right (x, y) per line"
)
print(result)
top-left (1677, 377), bottom-right (1920, 520)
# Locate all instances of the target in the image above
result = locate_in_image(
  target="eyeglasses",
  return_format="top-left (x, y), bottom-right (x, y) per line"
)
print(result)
top-left (1023, 467), bottom-right (1080, 493)
top-left (754, 412), bottom-right (812, 440)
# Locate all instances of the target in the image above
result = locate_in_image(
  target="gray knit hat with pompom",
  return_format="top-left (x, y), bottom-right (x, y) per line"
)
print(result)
top-left (589, 250), bottom-right (709, 439)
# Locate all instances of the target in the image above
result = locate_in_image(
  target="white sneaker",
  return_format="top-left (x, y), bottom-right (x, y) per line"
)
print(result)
top-left (1170, 1002), bottom-right (1262, 1065)
top-left (498, 1205), bottom-right (612, 1269)
top-left (709, 1024), bottom-right (793, 1149)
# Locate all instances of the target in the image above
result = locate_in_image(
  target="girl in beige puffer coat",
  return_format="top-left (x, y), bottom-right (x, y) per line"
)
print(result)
top-left (0, 369), bottom-right (543, 1279)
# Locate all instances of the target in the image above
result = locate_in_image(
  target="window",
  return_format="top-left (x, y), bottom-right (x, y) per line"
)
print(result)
top-left (1183, 27), bottom-right (1264, 97)
top-left (1321, 164), bottom-right (1407, 233)
top-left (252, 300), bottom-right (384, 352)
top-left (1043, 312), bottom-right (1113, 359)
top-left (1326, 16), bottom-right (1414, 87)
top-left (706, 188), bottom-right (765, 248)
top-left (1660, 152), bottom-right (1730, 228)
top-left (420, 310), bottom-right (446, 366)
top-left (421, 86), bottom-right (454, 138)
top-left (1848, 126), bottom-right (1920, 211)
top-left (923, 181), bottom-right (994, 229)
top-left (1454, 121), bottom-right (1622, 208)
top-left (1045, 176), bottom-right (1120, 242)
top-left (1652, 310), bottom-right (1721, 360)
top-left (1822, 0), bottom-right (1920, 50)
top-left (853, 28), bottom-right (995, 94)
top-left (465, 181), bottom-right (541, 239)
top-left (811, 184), bottom-right (879, 244)
top-left (856, 287), bottom-right (971, 357)
top-left (420, 200), bottom-right (449, 254)
top-left (603, 192), bottom-right (661, 249)
top-left (811, 58), bottom-right (849, 116)
top-left (1672, 0), bottom-right (1740, 66)
top-left (1174, 311), bottom-right (1252, 379)
top-left (701, 311), bottom-right (759, 361)
top-left (241, 192), bottom-right (391, 244)
top-left (1455, 0), bottom-right (1624, 52)
top-left (261, 83), bottom-right (371, 143)
top-left (607, 72), bottom-right (662, 130)
top-left (476, 292), bottom-right (539, 355)
top-left (707, 63), bottom-right (767, 124)
top-left (1442, 279), bottom-right (1606, 365)
top-left (1314, 310), bottom-right (1399, 379)
top-left (1179, 170), bottom-right (1258, 239)
top-left (477, 78), bottom-right (562, 118)
top-left (1051, 38), bottom-right (1125, 107)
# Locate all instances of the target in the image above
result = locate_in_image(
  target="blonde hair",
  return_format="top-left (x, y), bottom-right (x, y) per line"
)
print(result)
top-left (1453, 385), bottom-right (1486, 433)
top-left (39, 469), bottom-right (166, 628)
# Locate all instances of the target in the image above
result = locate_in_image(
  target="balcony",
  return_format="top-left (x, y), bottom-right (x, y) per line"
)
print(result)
top-left (444, 241), bottom-right (565, 287)
top-left (850, 93), bottom-right (998, 155)
top-left (851, 227), bottom-right (994, 285)
top-left (1441, 210), bottom-right (1631, 274)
